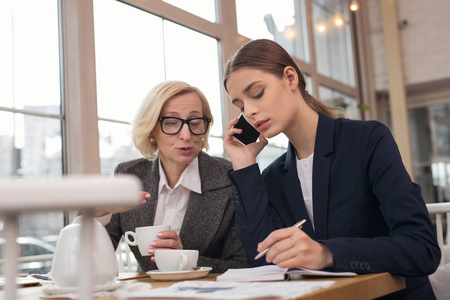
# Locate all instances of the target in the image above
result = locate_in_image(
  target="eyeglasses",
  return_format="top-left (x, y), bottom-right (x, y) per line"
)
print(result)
top-left (158, 116), bottom-right (211, 135)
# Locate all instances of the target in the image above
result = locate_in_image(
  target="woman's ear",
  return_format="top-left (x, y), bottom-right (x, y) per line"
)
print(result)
top-left (283, 66), bottom-right (299, 91)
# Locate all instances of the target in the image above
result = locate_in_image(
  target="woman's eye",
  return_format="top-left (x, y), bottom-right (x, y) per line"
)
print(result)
top-left (190, 120), bottom-right (200, 128)
top-left (253, 89), bottom-right (264, 99)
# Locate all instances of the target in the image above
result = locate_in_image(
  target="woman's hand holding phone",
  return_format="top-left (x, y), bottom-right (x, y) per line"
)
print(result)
top-left (233, 114), bottom-right (260, 145)
top-left (223, 114), bottom-right (268, 170)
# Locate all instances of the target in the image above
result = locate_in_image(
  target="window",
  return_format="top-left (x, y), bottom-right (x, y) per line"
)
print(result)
top-left (0, 0), bottom-right (365, 274)
top-left (93, 0), bottom-right (165, 175)
top-left (319, 85), bottom-right (358, 119)
top-left (0, 0), bottom-right (64, 275)
top-left (163, 21), bottom-right (223, 137)
top-left (94, 0), bottom-right (224, 175)
top-left (236, 0), bottom-right (309, 62)
top-left (409, 104), bottom-right (450, 204)
top-left (312, 0), bottom-right (355, 86)
top-left (163, 0), bottom-right (216, 22)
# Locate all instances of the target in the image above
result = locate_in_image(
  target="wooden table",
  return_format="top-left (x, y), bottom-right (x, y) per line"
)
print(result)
top-left (3, 272), bottom-right (405, 300)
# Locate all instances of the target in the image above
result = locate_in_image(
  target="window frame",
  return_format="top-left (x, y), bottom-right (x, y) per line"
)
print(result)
top-left (64, 0), bottom-right (366, 209)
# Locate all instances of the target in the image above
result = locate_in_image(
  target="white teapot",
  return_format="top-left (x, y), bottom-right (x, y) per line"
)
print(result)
top-left (50, 215), bottom-right (118, 287)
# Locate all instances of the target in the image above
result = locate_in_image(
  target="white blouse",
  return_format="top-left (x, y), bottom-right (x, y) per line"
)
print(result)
top-left (296, 153), bottom-right (314, 231)
top-left (98, 157), bottom-right (202, 236)
top-left (153, 157), bottom-right (202, 235)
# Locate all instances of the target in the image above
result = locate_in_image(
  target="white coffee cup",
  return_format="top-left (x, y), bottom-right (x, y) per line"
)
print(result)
top-left (124, 225), bottom-right (170, 256)
top-left (155, 249), bottom-right (199, 272)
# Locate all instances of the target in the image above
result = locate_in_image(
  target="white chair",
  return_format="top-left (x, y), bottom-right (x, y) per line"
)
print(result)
top-left (427, 202), bottom-right (450, 266)
top-left (0, 175), bottom-right (141, 300)
top-left (427, 202), bottom-right (450, 300)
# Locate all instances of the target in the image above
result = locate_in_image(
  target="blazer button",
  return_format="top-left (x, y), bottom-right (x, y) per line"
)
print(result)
top-left (235, 199), bottom-right (241, 206)
top-left (365, 262), bottom-right (370, 271)
top-left (350, 261), bottom-right (355, 269)
top-left (359, 262), bottom-right (365, 271)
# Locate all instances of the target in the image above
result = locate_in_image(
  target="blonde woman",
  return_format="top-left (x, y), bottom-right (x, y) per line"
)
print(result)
top-left (100, 80), bottom-right (247, 273)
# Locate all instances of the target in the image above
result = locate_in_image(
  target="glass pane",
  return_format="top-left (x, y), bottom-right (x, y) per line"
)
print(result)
top-left (0, 0), bottom-right (61, 112)
top-left (206, 137), bottom-right (225, 158)
top-left (312, 0), bottom-right (355, 86)
top-left (0, 111), bottom-right (63, 275)
top-left (0, 112), bottom-right (15, 177)
top-left (409, 107), bottom-right (432, 164)
top-left (268, 133), bottom-right (289, 148)
top-left (433, 104), bottom-right (450, 157)
top-left (319, 85), bottom-right (359, 119)
top-left (431, 162), bottom-right (450, 203)
top-left (409, 107), bottom-right (434, 203)
top-left (99, 121), bottom-right (140, 176)
top-left (164, 0), bottom-right (216, 23)
top-left (0, 111), bottom-right (62, 178)
top-left (0, 217), bottom-right (63, 275)
top-left (236, 0), bottom-right (309, 61)
top-left (429, 104), bottom-right (450, 203)
top-left (94, 0), bottom-right (165, 122)
top-left (304, 74), bottom-right (314, 96)
top-left (257, 145), bottom-right (288, 171)
top-left (163, 21), bottom-right (223, 136)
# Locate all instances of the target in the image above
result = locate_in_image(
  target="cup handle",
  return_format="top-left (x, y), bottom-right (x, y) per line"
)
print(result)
top-left (179, 254), bottom-right (188, 271)
top-left (124, 231), bottom-right (137, 246)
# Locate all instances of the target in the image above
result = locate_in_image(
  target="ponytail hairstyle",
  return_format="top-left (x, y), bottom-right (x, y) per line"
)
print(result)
top-left (223, 39), bottom-right (343, 119)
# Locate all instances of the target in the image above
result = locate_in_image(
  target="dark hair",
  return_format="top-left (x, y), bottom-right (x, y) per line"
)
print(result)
top-left (223, 39), bottom-right (340, 119)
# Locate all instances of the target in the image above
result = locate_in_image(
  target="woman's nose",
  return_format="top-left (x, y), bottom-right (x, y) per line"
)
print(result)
top-left (243, 102), bottom-right (258, 119)
top-left (178, 123), bottom-right (192, 140)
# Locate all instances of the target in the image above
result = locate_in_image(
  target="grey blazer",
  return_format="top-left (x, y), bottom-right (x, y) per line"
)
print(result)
top-left (105, 151), bottom-right (248, 273)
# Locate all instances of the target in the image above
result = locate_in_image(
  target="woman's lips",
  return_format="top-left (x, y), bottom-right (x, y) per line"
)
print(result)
top-left (177, 146), bottom-right (193, 155)
top-left (255, 120), bottom-right (269, 131)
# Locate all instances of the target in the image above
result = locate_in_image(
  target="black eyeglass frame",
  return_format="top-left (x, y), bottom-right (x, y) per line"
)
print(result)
top-left (158, 116), bottom-right (211, 135)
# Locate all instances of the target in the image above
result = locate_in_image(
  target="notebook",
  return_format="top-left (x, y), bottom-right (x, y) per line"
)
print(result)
top-left (216, 265), bottom-right (357, 281)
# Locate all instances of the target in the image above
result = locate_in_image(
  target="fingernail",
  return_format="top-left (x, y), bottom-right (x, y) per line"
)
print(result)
top-left (157, 233), bottom-right (163, 237)
top-left (148, 249), bottom-right (154, 255)
top-left (150, 241), bottom-right (156, 246)
top-left (145, 193), bottom-right (150, 198)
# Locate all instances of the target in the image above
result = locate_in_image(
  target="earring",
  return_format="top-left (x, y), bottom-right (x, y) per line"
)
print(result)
top-left (150, 137), bottom-right (156, 144)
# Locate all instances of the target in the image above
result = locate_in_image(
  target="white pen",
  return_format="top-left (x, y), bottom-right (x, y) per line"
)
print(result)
top-left (254, 219), bottom-right (307, 260)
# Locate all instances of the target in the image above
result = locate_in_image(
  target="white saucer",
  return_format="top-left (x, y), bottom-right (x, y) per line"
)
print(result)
top-left (0, 277), bottom-right (41, 287)
top-left (41, 281), bottom-right (124, 295)
top-left (146, 267), bottom-right (212, 281)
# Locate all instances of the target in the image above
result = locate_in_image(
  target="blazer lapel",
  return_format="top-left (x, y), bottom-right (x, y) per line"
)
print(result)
top-left (140, 158), bottom-right (160, 226)
top-left (178, 152), bottom-right (230, 252)
top-left (311, 114), bottom-right (335, 239)
top-left (282, 143), bottom-right (316, 238)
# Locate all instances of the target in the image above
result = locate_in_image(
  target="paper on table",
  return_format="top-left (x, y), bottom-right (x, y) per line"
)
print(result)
top-left (116, 280), bottom-right (336, 299)
top-left (0, 276), bottom-right (41, 287)
top-left (118, 272), bottom-right (150, 281)
top-left (216, 265), bottom-right (357, 282)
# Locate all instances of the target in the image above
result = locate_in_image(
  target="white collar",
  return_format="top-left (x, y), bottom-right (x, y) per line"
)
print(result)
top-left (158, 157), bottom-right (202, 195)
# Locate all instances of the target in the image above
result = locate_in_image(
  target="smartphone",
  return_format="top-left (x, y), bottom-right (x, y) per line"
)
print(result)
top-left (233, 114), bottom-right (260, 145)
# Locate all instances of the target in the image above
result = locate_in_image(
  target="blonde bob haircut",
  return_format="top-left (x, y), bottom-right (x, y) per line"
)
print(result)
top-left (132, 80), bottom-right (213, 160)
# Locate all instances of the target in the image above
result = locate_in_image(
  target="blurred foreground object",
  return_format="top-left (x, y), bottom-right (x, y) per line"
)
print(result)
top-left (0, 175), bottom-right (142, 300)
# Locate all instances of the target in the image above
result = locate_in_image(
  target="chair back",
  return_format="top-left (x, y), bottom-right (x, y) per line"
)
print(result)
top-left (427, 202), bottom-right (450, 265)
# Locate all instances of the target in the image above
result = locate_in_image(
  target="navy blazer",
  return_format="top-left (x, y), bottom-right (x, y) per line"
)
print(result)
top-left (228, 113), bottom-right (440, 299)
